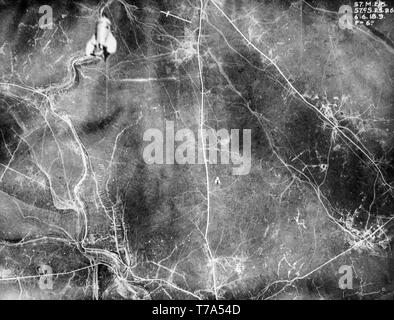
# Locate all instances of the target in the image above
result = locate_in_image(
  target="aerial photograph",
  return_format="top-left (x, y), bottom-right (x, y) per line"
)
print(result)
top-left (0, 0), bottom-right (393, 305)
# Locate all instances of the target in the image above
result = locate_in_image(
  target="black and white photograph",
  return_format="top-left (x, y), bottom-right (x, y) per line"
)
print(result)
top-left (0, 0), bottom-right (393, 307)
